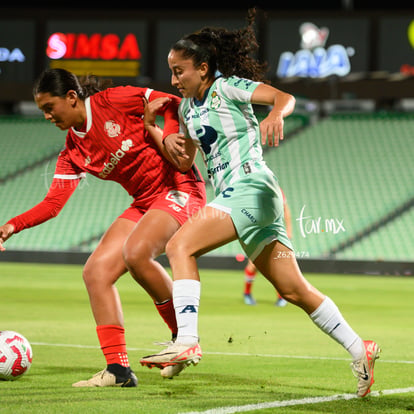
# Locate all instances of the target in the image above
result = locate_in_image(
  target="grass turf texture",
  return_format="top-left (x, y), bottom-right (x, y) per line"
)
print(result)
top-left (0, 262), bottom-right (413, 413)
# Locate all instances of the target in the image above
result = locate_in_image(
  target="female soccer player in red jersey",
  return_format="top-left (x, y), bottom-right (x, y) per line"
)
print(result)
top-left (0, 68), bottom-right (206, 387)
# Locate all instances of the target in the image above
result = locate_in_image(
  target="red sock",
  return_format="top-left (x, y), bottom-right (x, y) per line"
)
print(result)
top-left (155, 299), bottom-right (178, 338)
top-left (96, 325), bottom-right (129, 367)
top-left (244, 267), bottom-right (256, 295)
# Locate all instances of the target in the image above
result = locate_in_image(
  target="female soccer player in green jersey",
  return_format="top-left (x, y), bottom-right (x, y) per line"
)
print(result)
top-left (140, 10), bottom-right (380, 397)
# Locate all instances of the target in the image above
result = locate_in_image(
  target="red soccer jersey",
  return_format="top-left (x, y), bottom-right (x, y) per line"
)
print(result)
top-left (59, 86), bottom-right (200, 200)
top-left (8, 86), bottom-right (203, 233)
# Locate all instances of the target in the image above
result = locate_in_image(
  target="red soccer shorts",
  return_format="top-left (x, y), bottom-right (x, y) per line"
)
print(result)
top-left (118, 181), bottom-right (206, 226)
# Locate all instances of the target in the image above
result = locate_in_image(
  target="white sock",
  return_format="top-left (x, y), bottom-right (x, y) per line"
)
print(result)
top-left (310, 296), bottom-right (364, 360)
top-left (173, 279), bottom-right (201, 345)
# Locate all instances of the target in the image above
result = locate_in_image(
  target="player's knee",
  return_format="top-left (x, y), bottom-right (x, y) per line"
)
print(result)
top-left (277, 290), bottom-right (297, 305)
top-left (82, 257), bottom-right (103, 289)
top-left (83, 253), bottom-right (122, 289)
top-left (277, 284), bottom-right (315, 308)
top-left (123, 238), bottom-right (151, 269)
top-left (165, 234), bottom-right (193, 262)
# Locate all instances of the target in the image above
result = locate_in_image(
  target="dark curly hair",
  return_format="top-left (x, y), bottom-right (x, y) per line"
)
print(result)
top-left (171, 9), bottom-right (267, 82)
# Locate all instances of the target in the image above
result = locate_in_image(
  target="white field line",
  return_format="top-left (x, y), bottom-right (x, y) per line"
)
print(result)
top-left (178, 387), bottom-right (414, 414)
top-left (31, 342), bottom-right (414, 365)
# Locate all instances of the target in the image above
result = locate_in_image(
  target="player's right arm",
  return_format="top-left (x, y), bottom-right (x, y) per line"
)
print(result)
top-left (251, 83), bottom-right (295, 147)
top-left (143, 97), bottom-right (197, 172)
top-left (0, 150), bottom-right (83, 251)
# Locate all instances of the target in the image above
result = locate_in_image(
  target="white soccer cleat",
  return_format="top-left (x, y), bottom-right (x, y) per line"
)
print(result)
top-left (160, 362), bottom-right (188, 379)
top-left (72, 369), bottom-right (137, 388)
top-left (140, 342), bottom-right (202, 370)
top-left (350, 340), bottom-right (380, 397)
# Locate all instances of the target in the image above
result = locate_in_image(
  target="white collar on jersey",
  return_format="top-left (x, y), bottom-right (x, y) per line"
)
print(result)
top-left (71, 97), bottom-right (92, 138)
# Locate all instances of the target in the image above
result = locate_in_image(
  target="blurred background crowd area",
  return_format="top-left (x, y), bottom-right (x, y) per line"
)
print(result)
top-left (0, 3), bottom-right (413, 275)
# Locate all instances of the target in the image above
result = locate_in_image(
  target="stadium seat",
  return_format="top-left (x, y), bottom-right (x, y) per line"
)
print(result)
top-left (1, 112), bottom-right (413, 262)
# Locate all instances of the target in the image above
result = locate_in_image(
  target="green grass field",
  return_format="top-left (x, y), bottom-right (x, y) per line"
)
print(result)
top-left (0, 261), bottom-right (413, 413)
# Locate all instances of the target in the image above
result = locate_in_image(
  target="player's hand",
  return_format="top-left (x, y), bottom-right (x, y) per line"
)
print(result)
top-left (163, 133), bottom-right (190, 162)
top-left (259, 112), bottom-right (284, 147)
top-left (0, 223), bottom-right (14, 252)
top-left (143, 96), bottom-right (171, 128)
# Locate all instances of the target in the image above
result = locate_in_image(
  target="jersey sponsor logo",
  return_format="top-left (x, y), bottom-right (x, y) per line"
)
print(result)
top-left (185, 107), bottom-right (209, 122)
top-left (208, 161), bottom-right (229, 180)
top-left (104, 120), bottom-right (121, 137)
top-left (165, 190), bottom-right (189, 208)
top-left (98, 139), bottom-right (133, 178)
top-left (196, 125), bottom-right (218, 155)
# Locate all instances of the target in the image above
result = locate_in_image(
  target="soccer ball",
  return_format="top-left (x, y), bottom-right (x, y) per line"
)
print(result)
top-left (0, 330), bottom-right (33, 381)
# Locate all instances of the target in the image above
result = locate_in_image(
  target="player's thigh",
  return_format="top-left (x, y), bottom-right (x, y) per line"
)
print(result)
top-left (123, 209), bottom-right (181, 261)
top-left (167, 206), bottom-right (238, 258)
top-left (84, 217), bottom-right (136, 282)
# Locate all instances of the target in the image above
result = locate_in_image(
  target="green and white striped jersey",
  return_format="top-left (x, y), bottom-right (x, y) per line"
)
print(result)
top-left (179, 76), bottom-right (268, 195)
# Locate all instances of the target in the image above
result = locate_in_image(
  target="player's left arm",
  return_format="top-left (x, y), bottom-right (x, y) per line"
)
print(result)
top-left (251, 83), bottom-right (296, 147)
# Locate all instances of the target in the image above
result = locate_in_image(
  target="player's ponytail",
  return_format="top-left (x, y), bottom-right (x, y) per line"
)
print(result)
top-left (33, 68), bottom-right (112, 100)
top-left (78, 74), bottom-right (113, 98)
top-left (171, 8), bottom-right (267, 82)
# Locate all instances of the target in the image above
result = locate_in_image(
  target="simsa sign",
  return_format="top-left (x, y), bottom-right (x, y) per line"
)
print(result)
top-left (45, 21), bottom-right (147, 78)
top-left (47, 33), bottom-right (140, 60)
